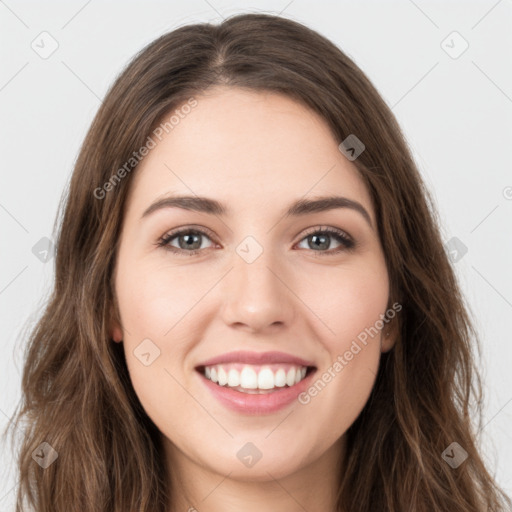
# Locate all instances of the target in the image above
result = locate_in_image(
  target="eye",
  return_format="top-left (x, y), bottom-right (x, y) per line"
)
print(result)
top-left (157, 226), bottom-right (216, 256)
top-left (157, 225), bottom-right (355, 256)
top-left (295, 226), bottom-right (355, 255)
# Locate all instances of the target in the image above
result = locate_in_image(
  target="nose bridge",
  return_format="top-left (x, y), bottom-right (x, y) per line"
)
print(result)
top-left (220, 238), bottom-right (294, 331)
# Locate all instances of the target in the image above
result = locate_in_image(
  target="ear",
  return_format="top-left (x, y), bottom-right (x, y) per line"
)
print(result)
top-left (381, 319), bottom-right (398, 353)
top-left (109, 301), bottom-right (123, 343)
top-left (111, 322), bottom-right (123, 343)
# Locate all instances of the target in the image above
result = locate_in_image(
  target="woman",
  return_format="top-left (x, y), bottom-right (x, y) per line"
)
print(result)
top-left (7, 12), bottom-right (511, 512)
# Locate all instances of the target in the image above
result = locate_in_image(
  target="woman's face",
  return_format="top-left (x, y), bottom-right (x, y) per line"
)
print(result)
top-left (111, 86), bottom-right (394, 482)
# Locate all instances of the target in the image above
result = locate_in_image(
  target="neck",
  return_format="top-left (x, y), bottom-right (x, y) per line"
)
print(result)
top-left (164, 435), bottom-right (345, 512)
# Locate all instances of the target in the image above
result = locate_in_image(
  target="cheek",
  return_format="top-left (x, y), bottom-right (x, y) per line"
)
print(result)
top-left (294, 261), bottom-right (388, 419)
top-left (299, 259), bottom-right (389, 345)
top-left (115, 259), bottom-right (203, 432)
top-left (115, 257), bottom-right (209, 339)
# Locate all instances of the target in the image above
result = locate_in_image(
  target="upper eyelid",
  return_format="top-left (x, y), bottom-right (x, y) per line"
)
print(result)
top-left (161, 224), bottom-right (216, 240)
top-left (300, 225), bottom-right (352, 240)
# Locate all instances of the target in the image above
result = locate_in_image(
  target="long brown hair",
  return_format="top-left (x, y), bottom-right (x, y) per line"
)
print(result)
top-left (6, 12), bottom-right (511, 511)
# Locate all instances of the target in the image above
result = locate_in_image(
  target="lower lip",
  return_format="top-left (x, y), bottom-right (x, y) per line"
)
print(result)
top-left (197, 369), bottom-right (316, 415)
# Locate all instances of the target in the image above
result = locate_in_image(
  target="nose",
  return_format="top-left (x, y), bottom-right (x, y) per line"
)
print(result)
top-left (220, 249), bottom-right (296, 333)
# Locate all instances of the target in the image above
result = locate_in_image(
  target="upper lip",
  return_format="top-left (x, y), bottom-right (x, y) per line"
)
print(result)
top-left (196, 350), bottom-right (316, 368)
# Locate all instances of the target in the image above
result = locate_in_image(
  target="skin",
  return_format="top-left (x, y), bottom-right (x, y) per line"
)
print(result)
top-left (111, 86), bottom-right (396, 512)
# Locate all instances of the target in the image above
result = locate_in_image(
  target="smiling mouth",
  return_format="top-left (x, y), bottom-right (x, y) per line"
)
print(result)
top-left (196, 364), bottom-right (317, 394)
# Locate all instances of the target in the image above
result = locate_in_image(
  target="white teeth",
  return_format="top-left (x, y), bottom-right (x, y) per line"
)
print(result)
top-left (202, 364), bottom-right (310, 391)
top-left (257, 368), bottom-right (275, 389)
top-left (227, 368), bottom-right (240, 387)
top-left (240, 366), bottom-right (258, 389)
top-left (286, 368), bottom-right (296, 386)
top-left (274, 368), bottom-right (287, 387)
top-left (217, 367), bottom-right (228, 386)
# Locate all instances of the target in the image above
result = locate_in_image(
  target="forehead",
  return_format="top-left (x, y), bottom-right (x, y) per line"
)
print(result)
top-left (125, 86), bottom-right (373, 221)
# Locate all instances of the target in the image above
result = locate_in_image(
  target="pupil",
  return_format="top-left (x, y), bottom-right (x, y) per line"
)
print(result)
top-left (181, 233), bottom-right (200, 250)
top-left (311, 234), bottom-right (329, 250)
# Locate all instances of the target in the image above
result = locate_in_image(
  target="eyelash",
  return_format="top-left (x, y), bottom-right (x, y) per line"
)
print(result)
top-left (156, 225), bottom-right (356, 257)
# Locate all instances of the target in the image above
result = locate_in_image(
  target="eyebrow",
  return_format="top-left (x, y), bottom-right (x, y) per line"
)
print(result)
top-left (141, 195), bottom-right (373, 229)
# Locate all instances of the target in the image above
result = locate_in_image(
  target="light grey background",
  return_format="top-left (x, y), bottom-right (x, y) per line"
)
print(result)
top-left (1, 0), bottom-right (511, 508)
